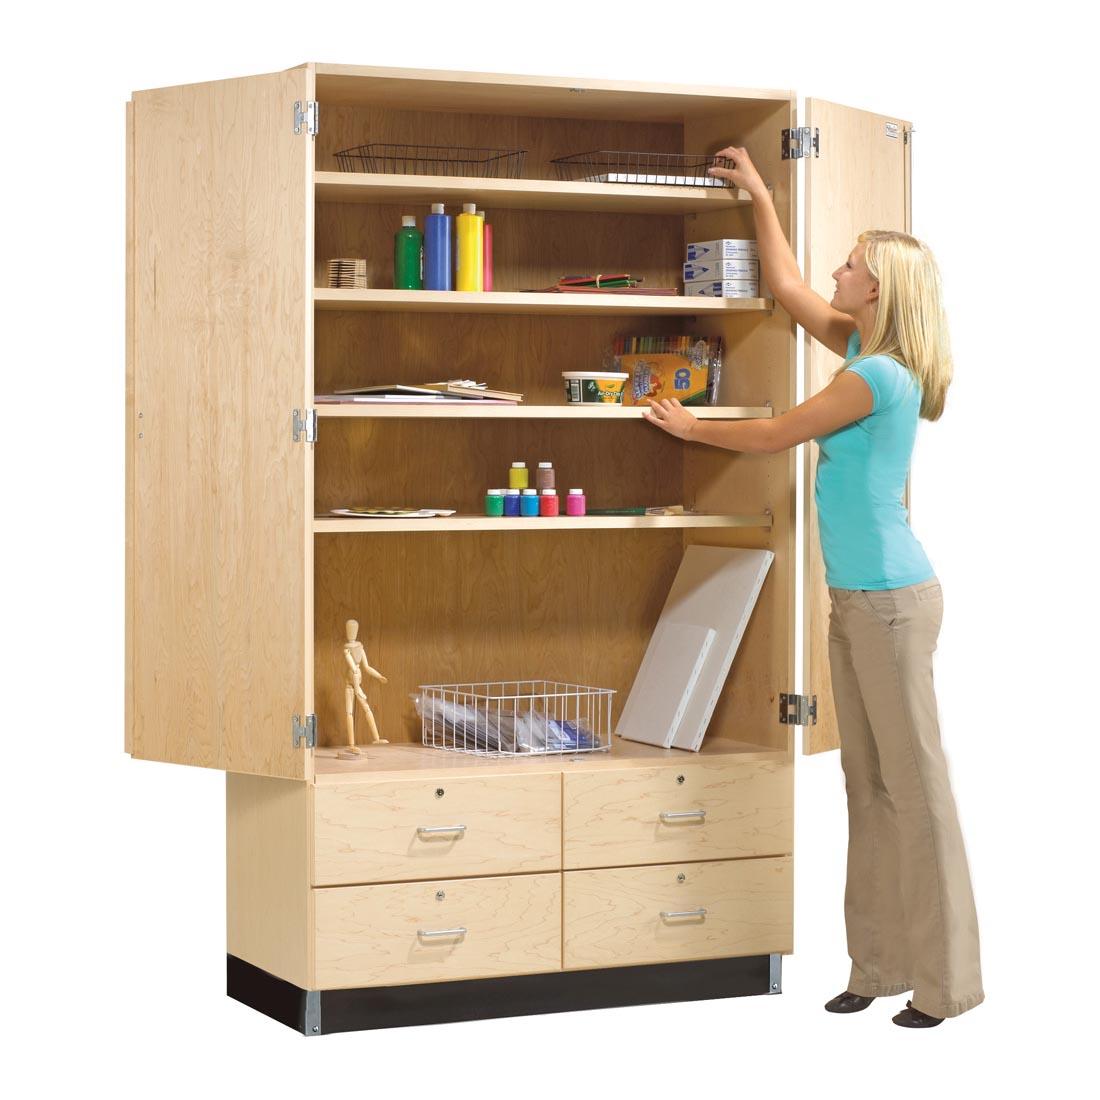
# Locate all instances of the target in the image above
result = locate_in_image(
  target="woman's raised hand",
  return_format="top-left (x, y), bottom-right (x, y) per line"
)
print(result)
top-left (708, 146), bottom-right (767, 197)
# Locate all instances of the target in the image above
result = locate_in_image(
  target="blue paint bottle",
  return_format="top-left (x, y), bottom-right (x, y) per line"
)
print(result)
top-left (519, 489), bottom-right (540, 517)
top-left (424, 202), bottom-right (453, 291)
top-left (503, 488), bottom-right (521, 517)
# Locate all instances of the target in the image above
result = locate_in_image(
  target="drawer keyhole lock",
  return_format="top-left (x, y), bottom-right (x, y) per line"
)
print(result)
top-left (435, 788), bottom-right (445, 798)
top-left (676, 774), bottom-right (685, 785)
top-left (677, 873), bottom-right (686, 883)
top-left (436, 890), bottom-right (446, 901)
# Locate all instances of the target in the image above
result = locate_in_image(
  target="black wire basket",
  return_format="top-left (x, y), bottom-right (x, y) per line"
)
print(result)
top-left (335, 143), bottom-right (527, 178)
top-left (552, 150), bottom-right (735, 187)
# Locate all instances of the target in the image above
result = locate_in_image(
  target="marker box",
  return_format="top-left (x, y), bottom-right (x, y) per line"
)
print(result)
top-left (685, 238), bottom-right (759, 261)
top-left (684, 279), bottom-right (761, 298)
top-left (683, 259), bottom-right (760, 283)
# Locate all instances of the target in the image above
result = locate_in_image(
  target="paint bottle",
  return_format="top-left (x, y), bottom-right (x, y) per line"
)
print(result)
top-left (566, 488), bottom-right (586, 517)
top-left (536, 461), bottom-right (555, 491)
top-left (394, 215), bottom-right (423, 289)
top-left (484, 488), bottom-right (505, 517)
top-left (456, 203), bottom-right (484, 291)
top-left (480, 209), bottom-right (494, 291)
top-left (424, 203), bottom-right (453, 290)
top-left (508, 462), bottom-right (529, 490)
top-left (503, 488), bottom-right (521, 517)
top-left (539, 488), bottom-right (560, 517)
top-left (520, 488), bottom-right (540, 517)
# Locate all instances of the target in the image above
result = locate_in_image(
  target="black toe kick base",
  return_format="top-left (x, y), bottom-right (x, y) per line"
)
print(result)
top-left (227, 953), bottom-right (780, 1036)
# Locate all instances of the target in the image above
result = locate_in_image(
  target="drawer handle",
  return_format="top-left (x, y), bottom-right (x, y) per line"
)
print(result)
top-left (660, 907), bottom-right (708, 920)
top-left (416, 825), bottom-right (467, 837)
top-left (659, 810), bottom-right (706, 823)
top-left (417, 926), bottom-right (468, 939)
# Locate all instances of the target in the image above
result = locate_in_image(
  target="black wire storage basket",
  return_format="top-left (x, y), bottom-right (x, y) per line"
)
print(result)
top-left (334, 143), bottom-right (527, 178)
top-left (552, 150), bottom-right (735, 187)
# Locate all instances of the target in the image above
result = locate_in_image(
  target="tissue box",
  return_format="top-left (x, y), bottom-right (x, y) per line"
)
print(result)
top-left (683, 259), bottom-right (760, 282)
top-left (685, 238), bottom-right (758, 261)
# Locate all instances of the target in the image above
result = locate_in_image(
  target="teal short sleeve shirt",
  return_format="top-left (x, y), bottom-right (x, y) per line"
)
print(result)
top-left (813, 330), bottom-right (935, 590)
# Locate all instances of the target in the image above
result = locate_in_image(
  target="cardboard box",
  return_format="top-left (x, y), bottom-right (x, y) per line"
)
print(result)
top-left (684, 280), bottom-right (761, 299)
top-left (685, 238), bottom-right (758, 261)
top-left (683, 259), bottom-right (760, 282)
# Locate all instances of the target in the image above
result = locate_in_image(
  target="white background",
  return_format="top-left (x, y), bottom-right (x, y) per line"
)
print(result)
top-left (3, 1), bottom-right (1095, 1094)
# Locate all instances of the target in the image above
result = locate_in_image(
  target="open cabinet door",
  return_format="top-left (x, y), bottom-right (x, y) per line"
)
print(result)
top-left (802, 98), bottom-right (912, 754)
top-left (129, 66), bottom-right (314, 779)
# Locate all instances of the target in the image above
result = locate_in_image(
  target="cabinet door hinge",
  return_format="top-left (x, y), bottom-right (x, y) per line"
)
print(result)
top-left (779, 692), bottom-right (817, 726)
top-left (292, 713), bottom-right (317, 749)
top-left (294, 100), bottom-right (319, 137)
top-left (782, 127), bottom-right (819, 160)
top-left (292, 408), bottom-right (317, 443)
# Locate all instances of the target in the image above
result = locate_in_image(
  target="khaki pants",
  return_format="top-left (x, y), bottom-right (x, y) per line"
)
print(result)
top-left (828, 577), bottom-right (985, 1019)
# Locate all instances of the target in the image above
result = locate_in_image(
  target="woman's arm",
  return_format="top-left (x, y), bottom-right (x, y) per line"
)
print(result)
top-left (708, 147), bottom-right (857, 359)
top-left (643, 371), bottom-right (873, 453)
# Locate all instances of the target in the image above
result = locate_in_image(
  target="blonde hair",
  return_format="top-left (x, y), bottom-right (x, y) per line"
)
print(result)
top-left (835, 230), bottom-right (953, 421)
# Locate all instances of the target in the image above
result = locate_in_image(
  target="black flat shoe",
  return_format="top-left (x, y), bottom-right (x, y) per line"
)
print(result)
top-left (824, 991), bottom-right (876, 1013)
top-left (892, 1000), bottom-right (944, 1027)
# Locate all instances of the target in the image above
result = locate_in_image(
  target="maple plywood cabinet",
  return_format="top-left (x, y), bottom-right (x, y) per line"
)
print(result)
top-left (126, 62), bottom-right (911, 1036)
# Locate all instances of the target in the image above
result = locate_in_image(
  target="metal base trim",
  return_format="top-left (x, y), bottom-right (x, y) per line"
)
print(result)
top-left (227, 953), bottom-right (779, 1036)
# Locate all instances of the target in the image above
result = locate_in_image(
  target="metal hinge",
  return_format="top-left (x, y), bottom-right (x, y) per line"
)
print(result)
top-left (292, 408), bottom-right (317, 443)
top-left (294, 100), bottom-right (319, 136)
top-left (779, 692), bottom-right (817, 726)
top-left (782, 127), bottom-right (819, 159)
top-left (292, 713), bottom-right (317, 749)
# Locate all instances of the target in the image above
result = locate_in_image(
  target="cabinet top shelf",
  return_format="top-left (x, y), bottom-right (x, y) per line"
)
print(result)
top-left (315, 171), bottom-right (757, 215)
top-left (312, 63), bottom-right (793, 120)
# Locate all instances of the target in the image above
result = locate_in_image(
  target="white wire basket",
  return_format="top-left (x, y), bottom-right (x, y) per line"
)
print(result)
top-left (414, 680), bottom-right (615, 756)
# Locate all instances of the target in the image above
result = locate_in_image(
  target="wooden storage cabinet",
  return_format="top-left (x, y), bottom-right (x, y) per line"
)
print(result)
top-left (128, 63), bottom-right (911, 1035)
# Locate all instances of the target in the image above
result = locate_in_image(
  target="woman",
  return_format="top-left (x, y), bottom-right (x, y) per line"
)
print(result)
top-left (642, 146), bottom-right (984, 1028)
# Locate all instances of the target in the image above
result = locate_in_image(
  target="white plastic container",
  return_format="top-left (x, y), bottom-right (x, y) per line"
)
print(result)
top-left (562, 371), bottom-right (629, 404)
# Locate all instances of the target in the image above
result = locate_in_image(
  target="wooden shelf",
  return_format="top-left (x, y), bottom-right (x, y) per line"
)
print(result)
top-left (314, 513), bottom-right (772, 534)
top-left (314, 171), bottom-right (756, 215)
top-left (313, 734), bottom-right (787, 783)
top-left (314, 403), bottom-right (773, 420)
top-left (314, 288), bottom-right (772, 315)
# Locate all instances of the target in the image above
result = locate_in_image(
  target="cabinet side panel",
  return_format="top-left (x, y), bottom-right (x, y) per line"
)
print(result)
top-left (125, 99), bottom-right (135, 755)
top-left (227, 773), bottom-right (312, 989)
top-left (803, 100), bottom-right (912, 755)
top-left (130, 70), bottom-right (310, 777)
top-left (683, 100), bottom-right (797, 755)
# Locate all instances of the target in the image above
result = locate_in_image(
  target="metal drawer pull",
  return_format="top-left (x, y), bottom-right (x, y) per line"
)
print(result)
top-left (417, 926), bottom-right (468, 939)
top-left (659, 810), bottom-right (706, 822)
top-left (660, 907), bottom-right (708, 920)
top-left (416, 825), bottom-right (467, 836)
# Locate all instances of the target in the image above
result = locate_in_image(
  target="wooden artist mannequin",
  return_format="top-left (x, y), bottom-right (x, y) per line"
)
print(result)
top-left (340, 618), bottom-right (388, 757)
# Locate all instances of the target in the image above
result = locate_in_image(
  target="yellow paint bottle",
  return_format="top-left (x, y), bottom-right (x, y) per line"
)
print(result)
top-left (456, 203), bottom-right (484, 291)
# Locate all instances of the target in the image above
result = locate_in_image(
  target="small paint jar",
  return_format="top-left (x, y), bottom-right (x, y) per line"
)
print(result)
top-left (519, 488), bottom-right (540, 517)
top-left (539, 488), bottom-right (560, 517)
top-left (503, 488), bottom-right (521, 517)
top-left (484, 488), bottom-right (505, 517)
top-left (566, 488), bottom-right (586, 517)
top-left (536, 462), bottom-right (556, 491)
top-left (508, 462), bottom-right (529, 490)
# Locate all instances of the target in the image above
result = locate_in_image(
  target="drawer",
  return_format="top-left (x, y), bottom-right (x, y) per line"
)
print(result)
top-left (314, 872), bottom-right (562, 989)
top-left (563, 857), bottom-right (792, 970)
top-left (563, 760), bottom-right (791, 869)
top-left (313, 772), bottom-right (561, 885)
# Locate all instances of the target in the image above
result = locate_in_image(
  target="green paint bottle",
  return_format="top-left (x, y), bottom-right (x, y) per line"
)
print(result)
top-left (394, 215), bottom-right (423, 289)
